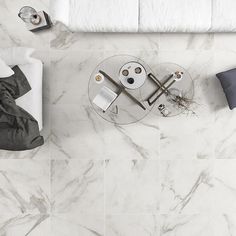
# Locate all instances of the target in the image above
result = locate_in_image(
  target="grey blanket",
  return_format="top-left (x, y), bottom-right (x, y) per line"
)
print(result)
top-left (0, 66), bottom-right (44, 151)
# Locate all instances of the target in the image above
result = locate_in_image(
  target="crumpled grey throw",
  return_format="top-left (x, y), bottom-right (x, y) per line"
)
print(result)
top-left (0, 66), bottom-right (44, 150)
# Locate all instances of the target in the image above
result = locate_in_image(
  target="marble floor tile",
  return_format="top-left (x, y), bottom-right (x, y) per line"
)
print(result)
top-left (214, 109), bottom-right (236, 159)
top-left (50, 50), bottom-right (161, 159)
top-left (212, 160), bottom-right (236, 212)
top-left (0, 160), bottom-right (50, 235)
top-left (0, 160), bottom-right (50, 215)
top-left (160, 160), bottom-right (214, 214)
top-left (160, 214), bottom-right (213, 236)
top-left (159, 116), bottom-right (215, 159)
top-left (106, 214), bottom-right (160, 236)
top-left (160, 214), bottom-right (236, 236)
top-left (51, 159), bottom-right (104, 214)
top-left (161, 159), bottom-right (236, 215)
top-left (213, 33), bottom-right (236, 52)
top-left (50, 50), bottom-right (104, 105)
top-left (213, 214), bottom-right (236, 236)
top-left (0, 214), bottom-right (51, 236)
top-left (51, 104), bottom-right (108, 159)
top-left (51, 159), bottom-right (104, 236)
top-left (51, 213), bottom-right (104, 236)
top-left (105, 160), bottom-right (160, 214)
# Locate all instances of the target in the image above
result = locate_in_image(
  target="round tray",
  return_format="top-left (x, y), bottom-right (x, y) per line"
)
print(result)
top-left (88, 55), bottom-right (155, 125)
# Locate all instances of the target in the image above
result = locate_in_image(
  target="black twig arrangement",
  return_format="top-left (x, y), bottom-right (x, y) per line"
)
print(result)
top-left (166, 90), bottom-right (197, 116)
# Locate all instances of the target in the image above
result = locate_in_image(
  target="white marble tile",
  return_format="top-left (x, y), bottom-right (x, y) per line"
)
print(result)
top-left (160, 214), bottom-right (236, 236)
top-left (213, 33), bottom-right (236, 52)
top-left (51, 213), bottom-right (104, 236)
top-left (160, 160), bottom-right (214, 214)
top-left (51, 160), bottom-right (104, 214)
top-left (0, 160), bottom-right (50, 215)
top-left (212, 160), bottom-right (236, 212)
top-left (0, 214), bottom-right (51, 236)
top-left (50, 50), bottom-right (161, 159)
top-left (51, 159), bottom-right (104, 236)
top-left (214, 109), bottom-right (236, 159)
top-left (161, 159), bottom-right (236, 215)
top-left (213, 214), bottom-right (236, 236)
top-left (106, 160), bottom-right (160, 214)
top-left (160, 116), bottom-right (215, 159)
top-left (50, 50), bottom-right (104, 105)
top-left (51, 104), bottom-right (107, 159)
top-left (160, 214), bottom-right (213, 236)
top-left (0, 160), bottom-right (50, 235)
top-left (106, 214), bottom-right (160, 236)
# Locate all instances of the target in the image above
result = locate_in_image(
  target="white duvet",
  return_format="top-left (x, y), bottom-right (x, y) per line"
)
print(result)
top-left (0, 48), bottom-right (43, 130)
top-left (50, 0), bottom-right (236, 32)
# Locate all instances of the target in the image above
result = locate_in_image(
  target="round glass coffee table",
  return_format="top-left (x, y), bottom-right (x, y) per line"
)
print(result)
top-left (150, 63), bottom-right (194, 117)
top-left (88, 55), bottom-right (155, 125)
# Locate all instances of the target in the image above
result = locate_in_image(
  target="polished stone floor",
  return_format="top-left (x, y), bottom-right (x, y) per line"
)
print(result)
top-left (0, 0), bottom-right (236, 235)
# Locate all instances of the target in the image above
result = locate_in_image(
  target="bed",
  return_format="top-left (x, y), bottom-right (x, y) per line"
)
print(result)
top-left (50, 0), bottom-right (236, 32)
top-left (0, 48), bottom-right (43, 131)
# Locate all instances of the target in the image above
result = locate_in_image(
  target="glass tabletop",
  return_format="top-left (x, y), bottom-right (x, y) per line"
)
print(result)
top-left (89, 56), bottom-right (195, 124)
top-left (150, 63), bottom-right (194, 117)
top-left (88, 55), bottom-right (155, 125)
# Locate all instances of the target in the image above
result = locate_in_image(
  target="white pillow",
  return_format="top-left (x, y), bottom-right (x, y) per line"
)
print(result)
top-left (0, 57), bottom-right (14, 78)
top-left (0, 47), bottom-right (35, 66)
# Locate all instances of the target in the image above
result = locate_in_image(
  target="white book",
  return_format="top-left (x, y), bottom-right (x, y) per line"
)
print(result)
top-left (93, 86), bottom-right (118, 111)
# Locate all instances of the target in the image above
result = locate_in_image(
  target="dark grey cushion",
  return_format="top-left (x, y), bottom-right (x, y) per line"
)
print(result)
top-left (216, 68), bottom-right (236, 110)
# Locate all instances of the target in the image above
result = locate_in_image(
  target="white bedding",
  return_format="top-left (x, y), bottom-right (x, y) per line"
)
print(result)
top-left (139, 0), bottom-right (212, 32)
top-left (50, 0), bottom-right (236, 32)
top-left (0, 48), bottom-right (43, 131)
top-left (51, 0), bottom-right (138, 32)
top-left (212, 0), bottom-right (236, 31)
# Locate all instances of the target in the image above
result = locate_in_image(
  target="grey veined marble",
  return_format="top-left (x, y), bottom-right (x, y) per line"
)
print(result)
top-left (0, 0), bottom-right (236, 235)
